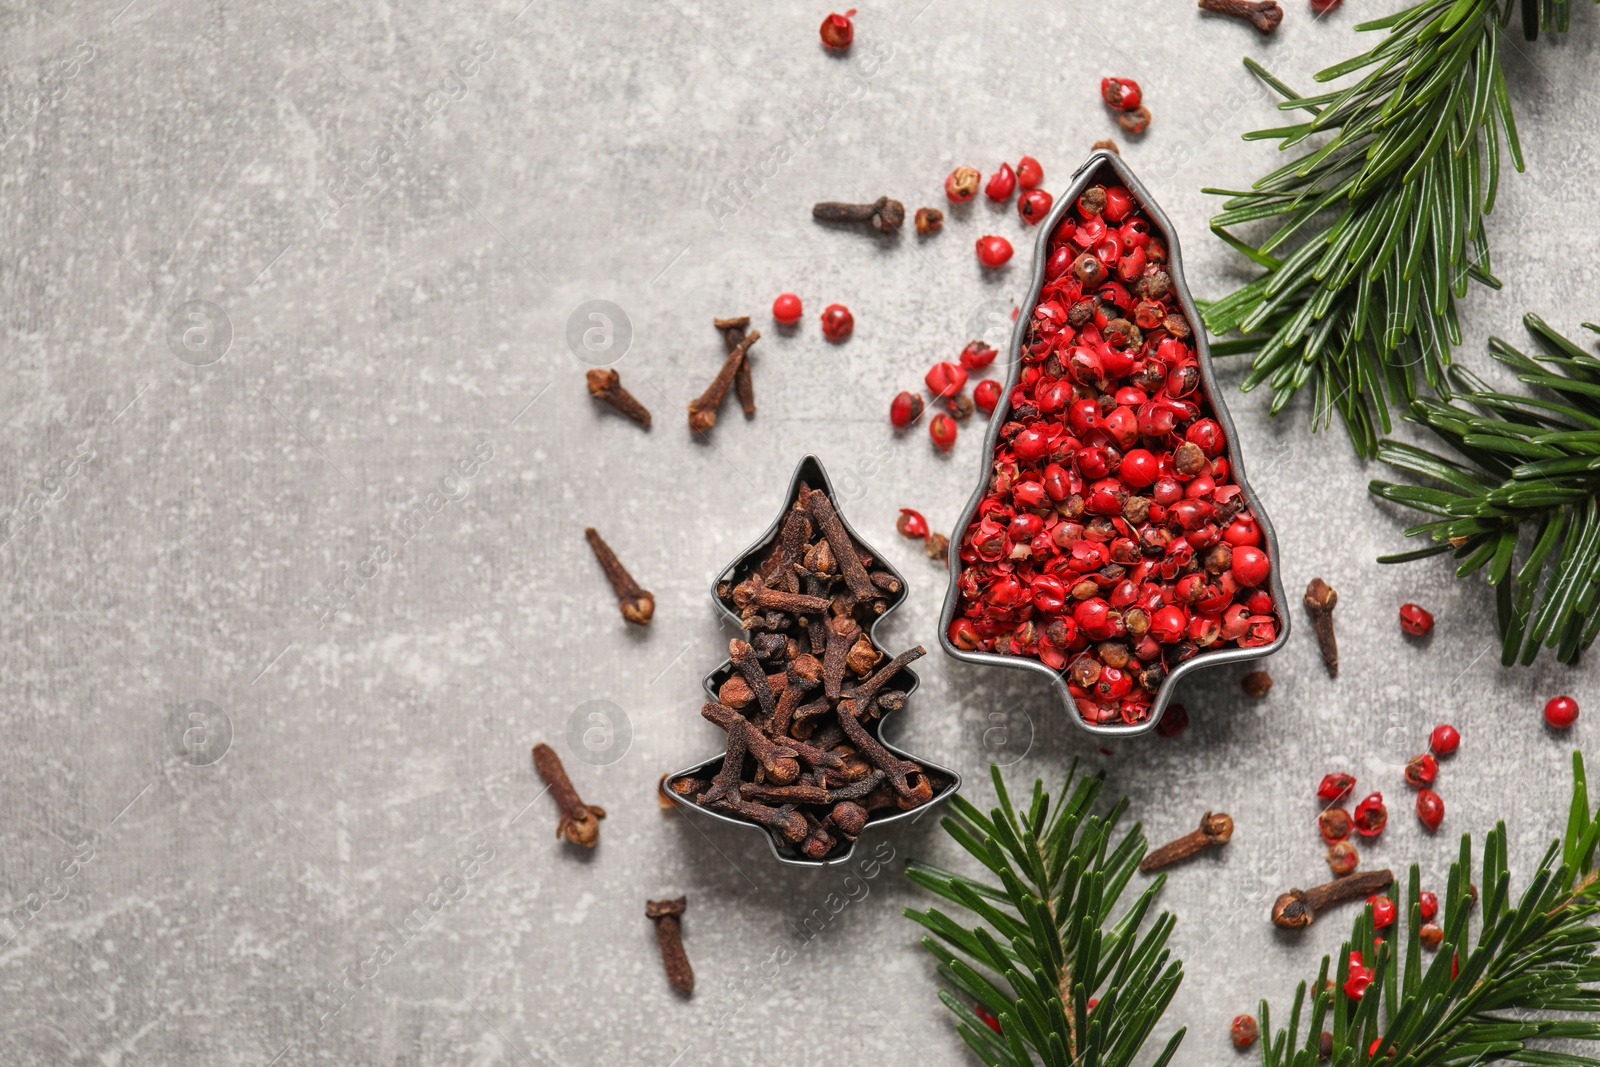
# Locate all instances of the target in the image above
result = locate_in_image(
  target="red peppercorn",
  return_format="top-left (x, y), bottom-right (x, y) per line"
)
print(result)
top-left (959, 340), bottom-right (997, 370)
top-left (889, 390), bottom-right (923, 428)
top-left (1419, 922), bottom-right (1443, 949)
top-left (925, 361), bottom-right (969, 400)
top-left (1344, 964), bottom-right (1373, 1001)
top-left (1100, 77), bottom-right (1142, 111)
top-left (929, 413), bottom-right (957, 451)
top-left (1418, 891), bottom-right (1438, 921)
top-left (1430, 724), bottom-right (1460, 756)
top-left (1327, 840), bottom-right (1360, 876)
top-left (1016, 156), bottom-right (1044, 190)
top-left (1310, 0), bottom-right (1341, 11)
top-left (1416, 788), bottom-right (1444, 832)
top-left (1398, 602), bottom-right (1434, 636)
top-left (945, 166), bottom-right (980, 203)
top-left (896, 509), bottom-right (928, 540)
top-left (1367, 895), bottom-right (1396, 930)
top-left (1353, 793), bottom-right (1387, 837)
top-left (818, 8), bottom-right (855, 49)
top-left (1404, 753), bottom-right (1438, 788)
top-left (973, 1003), bottom-right (1002, 1034)
top-left (1155, 701), bottom-right (1188, 737)
top-left (1318, 807), bottom-right (1351, 843)
top-left (984, 163), bottom-right (1016, 202)
top-left (975, 235), bottom-right (1013, 269)
top-left (1018, 189), bottom-right (1053, 225)
top-left (1544, 695), bottom-right (1580, 729)
top-left (1230, 1014), bottom-right (1258, 1049)
top-left (820, 303), bottom-right (853, 342)
top-left (1222, 516), bottom-right (1261, 547)
top-left (973, 379), bottom-right (1001, 416)
top-left (1230, 545), bottom-right (1270, 587)
top-left (949, 617), bottom-right (981, 651)
top-left (771, 292), bottom-right (803, 326)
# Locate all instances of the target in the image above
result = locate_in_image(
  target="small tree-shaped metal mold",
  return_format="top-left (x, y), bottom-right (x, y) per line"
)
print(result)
top-left (665, 454), bottom-right (961, 867)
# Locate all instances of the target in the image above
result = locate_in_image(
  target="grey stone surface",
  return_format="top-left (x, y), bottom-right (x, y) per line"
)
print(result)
top-left (1, 0), bottom-right (1597, 1064)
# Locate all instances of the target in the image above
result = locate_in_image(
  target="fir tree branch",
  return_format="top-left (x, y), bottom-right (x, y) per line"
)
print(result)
top-left (1202, 0), bottom-right (1593, 458)
top-left (1369, 314), bottom-right (1600, 665)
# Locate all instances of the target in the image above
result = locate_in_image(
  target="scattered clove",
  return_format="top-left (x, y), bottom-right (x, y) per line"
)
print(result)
top-left (1271, 869), bottom-right (1393, 929)
top-left (532, 743), bottom-right (605, 847)
top-left (585, 368), bottom-right (651, 429)
top-left (812, 196), bottom-right (905, 234)
top-left (646, 897), bottom-right (694, 994)
top-left (715, 316), bottom-right (756, 418)
top-left (585, 528), bottom-right (655, 625)
top-left (688, 329), bottom-right (761, 433)
top-left (1139, 811), bottom-right (1233, 872)
top-left (914, 207), bottom-right (943, 235)
top-left (1198, 0), bottom-right (1283, 31)
top-left (1304, 577), bottom-right (1338, 676)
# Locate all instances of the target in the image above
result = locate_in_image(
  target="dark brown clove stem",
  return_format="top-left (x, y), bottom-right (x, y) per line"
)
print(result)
top-left (1304, 577), bottom-right (1339, 677)
top-left (585, 528), bottom-right (655, 625)
top-left (688, 329), bottom-right (761, 433)
top-left (1198, 0), bottom-right (1282, 31)
top-left (646, 897), bottom-right (695, 994)
top-left (713, 794), bottom-right (808, 843)
top-left (701, 703), bottom-right (800, 785)
top-left (811, 196), bottom-right (905, 234)
top-left (532, 743), bottom-right (606, 847)
top-left (1140, 812), bottom-right (1233, 872)
top-left (835, 703), bottom-right (928, 803)
top-left (805, 490), bottom-right (876, 602)
top-left (715, 316), bottom-right (756, 418)
top-left (584, 368), bottom-right (651, 429)
top-left (1271, 869), bottom-right (1393, 929)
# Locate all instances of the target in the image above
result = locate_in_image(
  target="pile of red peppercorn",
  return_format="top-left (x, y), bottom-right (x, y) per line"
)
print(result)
top-left (946, 179), bottom-right (1279, 726)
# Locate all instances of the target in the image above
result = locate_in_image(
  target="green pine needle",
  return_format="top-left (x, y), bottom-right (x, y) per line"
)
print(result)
top-left (1370, 314), bottom-right (1600, 666)
top-left (1202, 0), bottom-right (1591, 458)
top-left (1258, 752), bottom-right (1600, 1066)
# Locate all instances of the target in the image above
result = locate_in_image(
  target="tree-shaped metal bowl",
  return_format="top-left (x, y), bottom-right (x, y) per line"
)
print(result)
top-left (937, 149), bottom-right (1291, 738)
top-left (666, 454), bottom-right (961, 867)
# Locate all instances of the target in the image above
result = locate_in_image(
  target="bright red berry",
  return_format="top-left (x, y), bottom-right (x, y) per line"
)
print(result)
top-left (772, 292), bottom-right (802, 325)
top-left (1230, 545), bottom-right (1270, 587)
top-left (896, 509), bottom-right (928, 539)
top-left (820, 303), bottom-right (853, 342)
top-left (1344, 964), bottom-right (1373, 1001)
top-left (1230, 1014), bottom-right (1258, 1049)
top-left (1310, 0), bottom-right (1342, 11)
top-left (1367, 895), bottom-right (1396, 930)
top-left (975, 235), bottom-right (1013, 269)
top-left (1416, 788), bottom-right (1444, 831)
top-left (889, 390), bottom-right (923, 428)
top-left (1100, 77), bottom-right (1142, 111)
top-left (925, 361), bottom-right (968, 400)
top-left (929, 413), bottom-right (957, 451)
top-left (1317, 772), bottom-right (1356, 802)
top-left (1419, 921), bottom-right (1443, 949)
top-left (984, 163), bottom-right (1016, 202)
top-left (1017, 189), bottom-right (1053, 225)
top-left (1016, 156), bottom-right (1044, 190)
top-left (1544, 695), bottom-right (1579, 729)
top-left (1404, 753), bottom-right (1438, 788)
top-left (959, 340), bottom-right (997, 370)
top-left (1353, 793), bottom-right (1388, 837)
top-left (973, 379), bottom-right (1002, 416)
top-left (945, 166), bottom-right (980, 203)
top-left (818, 9), bottom-right (855, 49)
top-left (1418, 891), bottom-right (1438, 922)
top-left (1318, 808), bottom-right (1352, 843)
top-left (1399, 603), bottom-right (1434, 636)
top-left (1430, 724), bottom-right (1460, 756)
top-left (973, 1003), bottom-right (1002, 1034)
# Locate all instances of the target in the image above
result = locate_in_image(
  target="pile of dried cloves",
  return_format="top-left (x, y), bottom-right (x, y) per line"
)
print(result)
top-left (666, 481), bottom-right (944, 859)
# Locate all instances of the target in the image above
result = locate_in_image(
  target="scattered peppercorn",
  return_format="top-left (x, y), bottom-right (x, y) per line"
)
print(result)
top-left (1092, 138), bottom-right (1121, 155)
top-left (973, 379), bottom-right (1002, 416)
top-left (890, 391), bottom-right (923, 428)
top-left (1326, 840), bottom-right (1359, 876)
top-left (1367, 894), bottom-right (1396, 930)
top-left (1403, 753), bottom-right (1438, 788)
top-left (772, 292), bottom-right (802, 325)
top-left (926, 360), bottom-right (968, 400)
top-left (945, 166), bottom-right (980, 203)
top-left (1155, 701), bottom-right (1189, 737)
top-left (1544, 695), bottom-right (1580, 729)
top-left (1241, 670), bottom-right (1273, 698)
top-left (1352, 793), bottom-right (1387, 837)
top-left (973, 1003), bottom-right (1002, 1034)
top-left (1317, 772), bottom-right (1356, 803)
top-left (1117, 106), bottom-right (1151, 134)
top-left (984, 163), bottom-right (1016, 202)
top-left (1398, 602), bottom-right (1434, 636)
top-left (1318, 808), bottom-right (1351, 843)
top-left (1430, 723), bottom-right (1460, 756)
top-left (818, 8), bottom-right (855, 49)
top-left (1419, 921), bottom-right (1443, 949)
top-left (897, 509), bottom-right (929, 539)
top-left (914, 207), bottom-right (943, 235)
top-left (1017, 189), bottom-right (1053, 225)
top-left (975, 234), bottom-right (1013, 269)
top-left (926, 531), bottom-right (949, 562)
top-left (1016, 155), bottom-right (1044, 190)
top-left (1230, 1013), bottom-right (1258, 1049)
top-left (1416, 788), bottom-right (1444, 831)
top-left (1100, 77), bottom-right (1143, 111)
top-left (820, 303), bottom-right (853, 343)
top-left (929, 412), bottom-right (957, 451)
top-left (1419, 891), bottom-right (1438, 921)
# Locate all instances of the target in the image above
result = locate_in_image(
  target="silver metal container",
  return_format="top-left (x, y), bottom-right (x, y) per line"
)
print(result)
top-left (666, 454), bottom-right (961, 867)
top-left (937, 149), bottom-right (1290, 738)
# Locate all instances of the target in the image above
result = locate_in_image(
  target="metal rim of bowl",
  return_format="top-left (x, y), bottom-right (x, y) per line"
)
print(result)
top-left (667, 453), bottom-right (962, 868)
top-left (936, 149), bottom-right (1292, 738)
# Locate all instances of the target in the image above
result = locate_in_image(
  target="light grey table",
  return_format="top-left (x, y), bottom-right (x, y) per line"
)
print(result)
top-left (2, 1), bottom-right (1596, 1063)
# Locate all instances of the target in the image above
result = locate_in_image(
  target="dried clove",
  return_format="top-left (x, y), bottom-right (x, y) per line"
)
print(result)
top-left (646, 897), bottom-right (694, 994)
top-left (585, 527), bottom-right (655, 625)
top-left (1139, 811), bottom-right (1233, 872)
top-left (715, 315), bottom-right (756, 418)
top-left (688, 329), bottom-right (761, 433)
top-left (1271, 869), bottom-right (1393, 929)
top-left (1198, 0), bottom-right (1283, 31)
top-left (585, 368), bottom-right (651, 429)
top-left (532, 743), bottom-right (606, 847)
top-left (812, 196), bottom-right (905, 234)
top-left (1304, 577), bottom-right (1338, 676)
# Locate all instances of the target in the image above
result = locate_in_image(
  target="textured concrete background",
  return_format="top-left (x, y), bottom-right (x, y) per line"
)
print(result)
top-left (2, 0), bottom-right (1597, 1064)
